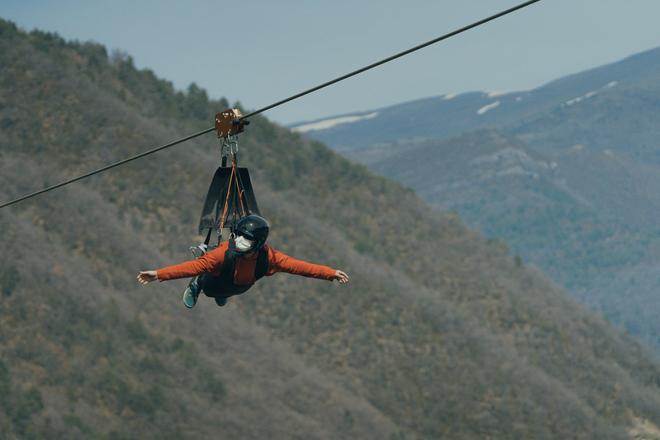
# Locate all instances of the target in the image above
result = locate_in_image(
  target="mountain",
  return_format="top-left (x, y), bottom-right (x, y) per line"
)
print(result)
top-left (2, 19), bottom-right (660, 439)
top-left (291, 47), bottom-right (660, 353)
top-left (291, 47), bottom-right (660, 157)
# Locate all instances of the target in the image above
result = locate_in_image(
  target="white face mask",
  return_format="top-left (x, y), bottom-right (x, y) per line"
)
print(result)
top-left (234, 235), bottom-right (254, 252)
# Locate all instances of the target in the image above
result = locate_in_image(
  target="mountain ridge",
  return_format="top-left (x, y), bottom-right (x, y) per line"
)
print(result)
top-left (290, 45), bottom-right (660, 154)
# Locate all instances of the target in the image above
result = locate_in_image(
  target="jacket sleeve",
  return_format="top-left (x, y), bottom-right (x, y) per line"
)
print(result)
top-left (267, 247), bottom-right (336, 281)
top-left (156, 246), bottom-right (225, 281)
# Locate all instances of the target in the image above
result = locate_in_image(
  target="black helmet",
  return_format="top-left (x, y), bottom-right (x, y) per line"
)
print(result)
top-left (233, 214), bottom-right (270, 251)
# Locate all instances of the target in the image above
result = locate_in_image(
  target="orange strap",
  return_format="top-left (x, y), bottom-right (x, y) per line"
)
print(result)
top-left (218, 155), bottom-right (249, 230)
top-left (218, 161), bottom-right (236, 230)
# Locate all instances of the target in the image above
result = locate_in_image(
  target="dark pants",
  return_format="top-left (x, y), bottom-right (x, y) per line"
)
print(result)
top-left (197, 274), bottom-right (230, 306)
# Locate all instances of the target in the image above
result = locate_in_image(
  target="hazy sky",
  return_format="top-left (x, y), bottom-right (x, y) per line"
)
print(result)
top-left (2, 1), bottom-right (660, 124)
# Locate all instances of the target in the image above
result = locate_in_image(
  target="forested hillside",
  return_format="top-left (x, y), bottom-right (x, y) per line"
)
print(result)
top-left (2, 19), bottom-right (660, 439)
top-left (360, 129), bottom-right (660, 352)
top-left (293, 47), bottom-right (660, 353)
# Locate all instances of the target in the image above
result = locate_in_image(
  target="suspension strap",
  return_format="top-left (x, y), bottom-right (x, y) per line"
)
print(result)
top-left (203, 227), bottom-right (213, 246)
top-left (218, 161), bottom-right (237, 230)
top-left (217, 154), bottom-right (249, 231)
top-left (233, 155), bottom-right (248, 217)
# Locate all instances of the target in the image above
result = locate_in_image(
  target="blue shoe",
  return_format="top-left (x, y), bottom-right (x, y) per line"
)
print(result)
top-left (182, 278), bottom-right (201, 309)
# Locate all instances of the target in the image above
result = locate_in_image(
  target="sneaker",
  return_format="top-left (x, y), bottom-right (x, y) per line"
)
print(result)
top-left (182, 278), bottom-right (201, 309)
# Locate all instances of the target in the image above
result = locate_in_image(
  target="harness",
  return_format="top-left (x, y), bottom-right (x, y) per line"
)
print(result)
top-left (197, 112), bottom-right (260, 249)
top-left (200, 244), bottom-right (269, 298)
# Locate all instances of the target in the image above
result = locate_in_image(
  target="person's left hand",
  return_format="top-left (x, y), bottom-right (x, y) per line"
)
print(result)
top-left (137, 270), bottom-right (158, 285)
top-left (334, 270), bottom-right (350, 284)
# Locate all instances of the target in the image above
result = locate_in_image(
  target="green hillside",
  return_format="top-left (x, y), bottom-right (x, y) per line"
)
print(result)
top-left (1, 19), bottom-right (660, 439)
top-left (359, 128), bottom-right (660, 352)
top-left (365, 129), bottom-right (657, 288)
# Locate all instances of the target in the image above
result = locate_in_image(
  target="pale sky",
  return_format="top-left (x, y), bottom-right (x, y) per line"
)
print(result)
top-left (2, 1), bottom-right (660, 124)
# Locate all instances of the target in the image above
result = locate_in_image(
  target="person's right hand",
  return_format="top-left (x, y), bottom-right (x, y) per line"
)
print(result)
top-left (333, 270), bottom-right (350, 284)
top-left (137, 270), bottom-right (158, 285)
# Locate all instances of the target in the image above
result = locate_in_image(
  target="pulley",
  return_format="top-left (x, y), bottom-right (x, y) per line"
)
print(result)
top-left (215, 108), bottom-right (248, 139)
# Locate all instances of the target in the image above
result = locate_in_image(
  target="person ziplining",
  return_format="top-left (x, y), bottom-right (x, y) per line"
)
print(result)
top-left (137, 214), bottom-right (349, 308)
top-left (137, 110), bottom-right (348, 308)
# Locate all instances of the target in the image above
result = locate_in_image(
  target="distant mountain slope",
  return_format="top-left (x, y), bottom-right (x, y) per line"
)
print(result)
top-left (291, 47), bottom-right (660, 156)
top-left (367, 129), bottom-right (660, 263)
top-left (363, 129), bottom-right (660, 350)
top-left (2, 19), bottom-right (660, 439)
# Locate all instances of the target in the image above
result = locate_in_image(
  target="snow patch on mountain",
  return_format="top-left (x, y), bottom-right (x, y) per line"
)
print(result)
top-left (443, 93), bottom-right (457, 100)
top-left (565, 92), bottom-right (595, 106)
top-left (292, 112), bottom-right (379, 133)
top-left (564, 81), bottom-right (618, 107)
top-left (487, 91), bottom-right (509, 98)
top-left (477, 101), bottom-right (500, 115)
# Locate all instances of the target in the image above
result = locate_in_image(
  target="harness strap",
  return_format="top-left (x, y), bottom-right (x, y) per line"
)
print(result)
top-left (255, 247), bottom-right (269, 280)
top-left (218, 162), bottom-right (236, 230)
top-left (218, 154), bottom-right (249, 231)
top-left (222, 245), bottom-right (269, 281)
top-left (233, 158), bottom-right (249, 217)
top-left (232, 156), bottom-right (248, 217)
top-left (203, 227), bottom-right (213, 246)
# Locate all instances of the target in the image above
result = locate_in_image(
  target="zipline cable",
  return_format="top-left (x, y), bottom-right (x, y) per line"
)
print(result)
top-left (240, 0), bottom-right (540, 120)
top-left (0, 0), bottom-right (541, 210)
top-left (0, 127), bottom-right (215, 209)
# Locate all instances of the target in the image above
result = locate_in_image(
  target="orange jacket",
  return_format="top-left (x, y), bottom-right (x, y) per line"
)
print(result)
top-left (156, 242), bottom-right (336, 285)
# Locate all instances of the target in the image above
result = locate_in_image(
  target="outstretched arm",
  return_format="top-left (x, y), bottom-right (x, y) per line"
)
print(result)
top-left (268, 247), bottom-right (349, 284)
top-left (137, 245), bottom-right (226, 285)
